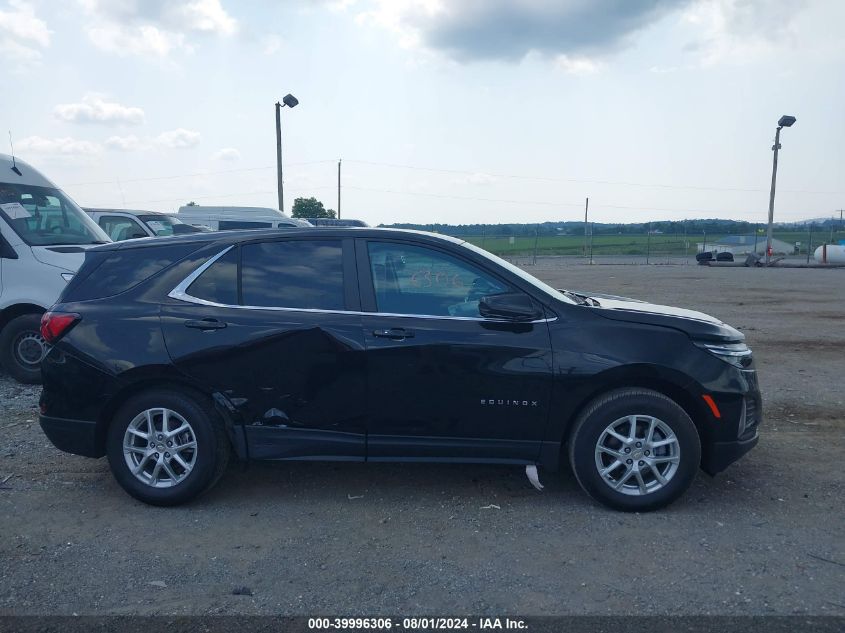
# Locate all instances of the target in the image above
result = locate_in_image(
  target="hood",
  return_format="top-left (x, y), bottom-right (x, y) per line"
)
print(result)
top-left (30, 245), bottom-right (88, 273)
top-left (583, 294), bottom-right (744, 343)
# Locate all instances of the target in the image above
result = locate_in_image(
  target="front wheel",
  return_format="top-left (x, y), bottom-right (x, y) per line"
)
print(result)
top-left (106, 389), bottom-right (229, 506)
top-left (568, 388), bottom-right (701, 512)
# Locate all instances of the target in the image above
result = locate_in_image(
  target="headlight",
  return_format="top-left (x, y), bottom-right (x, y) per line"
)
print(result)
top-left (61, 273), bottom-right (74, 283)
top-left (695, 341), bottom-right (753, 369)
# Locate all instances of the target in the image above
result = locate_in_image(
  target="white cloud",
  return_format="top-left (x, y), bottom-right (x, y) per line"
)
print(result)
top-left (17, 135), bottom-right (102, 156)
top-left (211, 147), bottom-right (241, 161)
top-left (261, 33), bottom-right (282, 55)
top-left (55, 94), bottom-right (145, 125)
top-left (79, 0), bottom-right (237, 59)
top-left (105, 134), bottom-right (146, 151)
top-left (155, 128), bottom-right (201, 148)
top-left (554, 54), bottom-right (603, 75)
top-left (678, 0), bottom-right (843, 67)
top-left (87, 22), bottom-right (192, 57)
top-left (176, 0), bottom-right (237, 35)
top-left (0, 0), bottom-right (51, 65)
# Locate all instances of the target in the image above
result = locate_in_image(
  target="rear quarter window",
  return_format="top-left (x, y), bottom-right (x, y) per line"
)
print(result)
top-left (63, 242), bottom-right (202, 302)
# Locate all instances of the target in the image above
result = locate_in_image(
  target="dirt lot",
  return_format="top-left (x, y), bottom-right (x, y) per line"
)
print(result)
top-left (1, 263), bottom-right (843, 616)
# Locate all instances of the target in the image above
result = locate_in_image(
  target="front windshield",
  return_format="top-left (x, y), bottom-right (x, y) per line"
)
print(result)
top-left (139, 214), bottom-right (181, 236)
top-left (460, 240), bottom-right (577, 305)
top-left (0, 183), bottom-right (110, 246)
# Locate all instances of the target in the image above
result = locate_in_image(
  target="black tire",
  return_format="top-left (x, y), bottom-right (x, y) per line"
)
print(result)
top-left (0, 313), bottom-right (45, 384)
top-left (106, 388), bottom-right (230, 506)
top-left (568, 388), bottom-right (700, 512)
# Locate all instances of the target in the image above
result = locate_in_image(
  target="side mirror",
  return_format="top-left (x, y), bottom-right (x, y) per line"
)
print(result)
top-left (479, 293), bottom-right (542, 322)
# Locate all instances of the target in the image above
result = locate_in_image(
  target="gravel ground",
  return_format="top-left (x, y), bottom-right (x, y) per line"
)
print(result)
top-left (0, 263), bottom-right (843, 616)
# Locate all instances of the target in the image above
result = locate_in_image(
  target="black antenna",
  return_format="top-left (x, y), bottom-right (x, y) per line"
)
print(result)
top-left (9, 131), bottom-right (21, 176)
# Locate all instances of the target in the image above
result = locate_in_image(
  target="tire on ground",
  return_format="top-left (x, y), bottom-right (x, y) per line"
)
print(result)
top-left (568, 387), bottom-right (701, 512)
top-left (106, 388), bottom-right (230, 506)
top-left (0, 313), bottom-right (45, 384)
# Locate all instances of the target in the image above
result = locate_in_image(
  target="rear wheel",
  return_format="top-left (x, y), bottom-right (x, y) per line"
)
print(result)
top-left (568, 388), bottom-right (700, 512)
top-left (106, 389), bottom-right (229, 506)
top-left (0, 313), bottom-right (46, 384)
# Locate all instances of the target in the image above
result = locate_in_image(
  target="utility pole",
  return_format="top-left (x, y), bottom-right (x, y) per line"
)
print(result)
top-left (337, 159), bottom-right (342, 219)
top-left (275, 102), bottom-right (284, 213)
top-left (583, 197), bottom-right (589, 257)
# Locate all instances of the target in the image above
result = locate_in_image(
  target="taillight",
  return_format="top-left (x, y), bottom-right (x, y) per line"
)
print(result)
top-left (40, 312), bottom-right (80, 344)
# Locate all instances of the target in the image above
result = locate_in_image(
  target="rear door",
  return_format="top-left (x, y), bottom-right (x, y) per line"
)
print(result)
top-left (160, 236), bottom-right (366, 460)
top-left (358, 238), bottom-right (554, 462)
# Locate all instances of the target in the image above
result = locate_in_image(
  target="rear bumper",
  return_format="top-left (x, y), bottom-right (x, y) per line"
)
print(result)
top-left (701, 432), bottom-right (759, 476)
top-left (39, 415), bottom-right (104, 458)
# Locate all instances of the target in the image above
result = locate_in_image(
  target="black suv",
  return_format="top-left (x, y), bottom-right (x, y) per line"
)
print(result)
top-left (39, 228), bottom-right (760, 511)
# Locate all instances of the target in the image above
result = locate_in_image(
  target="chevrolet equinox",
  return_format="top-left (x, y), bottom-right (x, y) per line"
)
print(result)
top-left (38, 228), bottom-right (760, 511)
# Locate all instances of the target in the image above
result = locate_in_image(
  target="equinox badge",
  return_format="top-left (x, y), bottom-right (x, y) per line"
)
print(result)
top-left (480, 399), bottom-right (539, 407)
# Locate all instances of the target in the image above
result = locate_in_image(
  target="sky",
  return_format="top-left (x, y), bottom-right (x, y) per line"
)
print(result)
top-left (0, 0), bottom-right (843, 227)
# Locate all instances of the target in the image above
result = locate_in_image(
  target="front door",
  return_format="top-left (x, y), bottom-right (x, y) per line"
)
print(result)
top-left (161, 237), bottom-right (366, 460)
top-left (359, 239), bottom-right (554, 463)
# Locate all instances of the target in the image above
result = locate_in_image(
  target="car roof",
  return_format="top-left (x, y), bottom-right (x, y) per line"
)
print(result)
top-left (0, 153), bottom-right (58, 188)
top-left (91, 227), bottom-right (466, 252)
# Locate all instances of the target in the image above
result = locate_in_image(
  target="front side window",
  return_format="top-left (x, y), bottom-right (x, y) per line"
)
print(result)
top-left (241, 240), bottom-right (344, 310)
top-left (367, 242), bottom-right (508, 318)
top-left (98, 215), bottom-right (146, 241)
top-left (0, 184), bottom-right (109, 246)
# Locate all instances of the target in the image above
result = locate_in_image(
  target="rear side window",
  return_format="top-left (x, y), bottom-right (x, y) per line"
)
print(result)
top-left (64, 243), bottom-right (201, 302)
top-left (186, 248), bottom-right (238, 305)
top-left (241, 240), bottom-right (344, 310)
top-left (219, 220), bottom-right (271, 230)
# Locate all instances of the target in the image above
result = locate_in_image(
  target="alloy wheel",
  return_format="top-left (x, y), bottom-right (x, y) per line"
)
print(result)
top-left (123, 408), bottom-right (198, 488)
top-left (594, 414), bottom-right (681, 496)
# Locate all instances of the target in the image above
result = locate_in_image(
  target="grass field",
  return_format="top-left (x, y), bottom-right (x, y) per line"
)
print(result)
top-left (458, 230), bottom-right (841, 257)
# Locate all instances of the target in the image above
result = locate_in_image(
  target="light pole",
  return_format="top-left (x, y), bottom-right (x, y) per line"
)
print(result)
top-left (275, 93), bottom-right (299, 214)
top-left (765, 114), bottom-right (796, 264)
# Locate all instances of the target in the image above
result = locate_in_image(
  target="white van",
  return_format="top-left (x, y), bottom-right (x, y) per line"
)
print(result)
top-left (176, 205), bottom-right (311, 231)
top-left (0, 153), bottom-right (111, 383)
top-left (85, 208), bottom-right (206, 241)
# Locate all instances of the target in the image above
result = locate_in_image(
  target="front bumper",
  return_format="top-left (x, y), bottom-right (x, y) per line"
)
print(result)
top-left (701, 432), bottom-right (759, 476)
top-left (40, 415), bottom-right (104, 458)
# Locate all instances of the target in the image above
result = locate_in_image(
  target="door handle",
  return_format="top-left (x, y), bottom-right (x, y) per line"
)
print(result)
top-left (372, 328), bottom-right (414, 340)
top-left (184, 318), bottom-right (227, 331)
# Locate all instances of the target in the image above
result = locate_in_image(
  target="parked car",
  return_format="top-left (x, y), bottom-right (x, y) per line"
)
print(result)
top-left (176, 205), bottom-right (310, 231)
top-left (716, 252), bottom-right (735, 262)
top-left (85, 208), bottom-right (205, 241)
top-left (39, 228), bottom-right (760, 511)
top-left (0, 153), bottom-right (111, 383)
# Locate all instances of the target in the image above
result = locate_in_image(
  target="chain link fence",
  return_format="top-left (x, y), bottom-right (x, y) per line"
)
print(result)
top-left (448, 225), bottom-right (844, 266)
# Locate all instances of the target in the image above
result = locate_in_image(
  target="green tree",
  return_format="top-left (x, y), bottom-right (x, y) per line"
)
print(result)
top-left (291, 197), bottom-right (336, 219)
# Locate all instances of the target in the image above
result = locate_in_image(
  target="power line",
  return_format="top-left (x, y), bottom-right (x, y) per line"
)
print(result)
top-left (345, 159), bottom-right (843, 196)
top-left (121, 185), bottom-right (337, 207)
top-left (66, 160), bottom-right (336, 187)
top-left (343, 184), bottom-right (792, 217)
